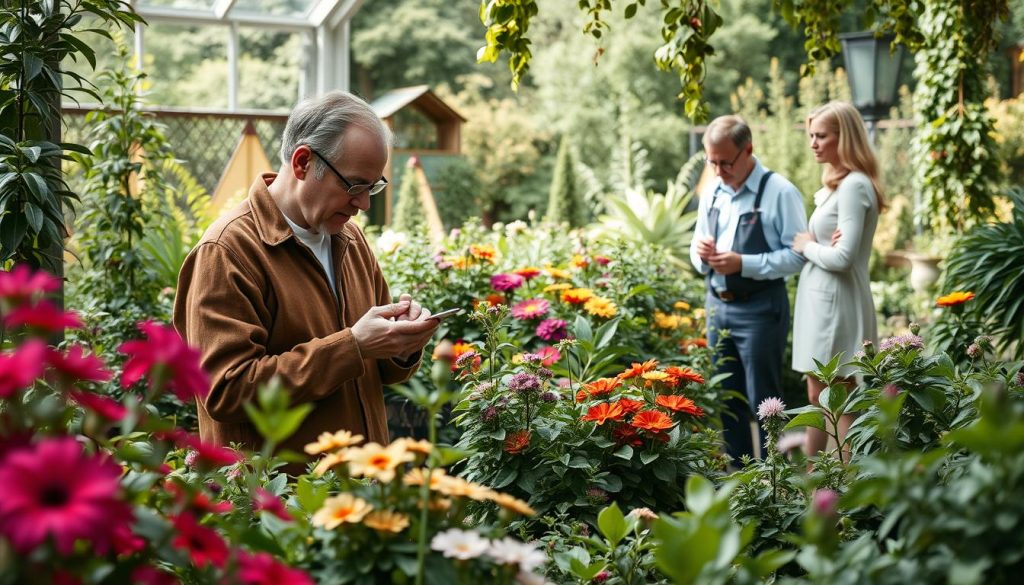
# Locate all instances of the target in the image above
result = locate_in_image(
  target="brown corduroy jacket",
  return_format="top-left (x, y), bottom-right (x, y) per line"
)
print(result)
top-left (173, 174), bottom-right (420, 468)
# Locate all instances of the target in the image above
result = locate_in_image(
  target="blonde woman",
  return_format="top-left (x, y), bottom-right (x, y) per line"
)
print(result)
top-left (791, 101), bottom-right (885, 457)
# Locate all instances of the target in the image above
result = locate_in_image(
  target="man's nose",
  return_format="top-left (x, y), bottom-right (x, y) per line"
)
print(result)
top-left (351, 192), bottom-right (372, 212)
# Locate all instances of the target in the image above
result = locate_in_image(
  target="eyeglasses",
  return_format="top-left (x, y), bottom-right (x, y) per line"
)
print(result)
top-left (705, 148), bottom-right (746, 171)
top-left (309, 147), bottom-right (388, 196)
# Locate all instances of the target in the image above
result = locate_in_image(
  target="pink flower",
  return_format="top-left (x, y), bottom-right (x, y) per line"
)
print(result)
top-left (131, 566), bottom-right (178, 585)
top-left (812, 488), bottom-right (839, 517)
top-left (490, 273), bottom-right (525, 292)
top-left (756, 397), bottom-right (786, 420)
top-left (511, 298), bottom-right (550, 320)
top-left (0, 340), bottom-right (46, 398)
top-left (3, 300), bottom-right (83, 332)
top-left (69, 390), bottom-right (127, 421)
top-left (159, 430), bottom-right (241, 468)
top-left (536, 319), bottom-right (568, 342)
top-left (119, 320), bottom-right (209, 402)
top-left (253, 488), bottom-right (291, 521)
top-left (0, 265), bottom-right (59, 304)
top-left (46, 345), bottom-right (113, 385)
top-left (235, 550), bottom-right (315, 585)
top-left (0, 437), bottom-right (133, 555)
top-left (536, 346), bottom-right (560, 366)
top-left (170, 513), bottom-right (229, 568)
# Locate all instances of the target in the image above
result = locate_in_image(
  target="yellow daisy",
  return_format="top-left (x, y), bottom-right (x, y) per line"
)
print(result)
top-left (304, 430), bottom-right (365, 455)
top-left (544, 266), bottom-right (572, 279)
top-left (312, 451), bottom-right (346, 476)
top-left (363, 510), bottom-right (410, 533)
top-left (543, 283), bottom-right (573, 293)
top-left (673, 300), bottom-right (691, 311)
top-left (584, 296), bottom-right (617, 318)
top-left (345, 442), bottom-right (416, 483)
top-left (391, 437), bottom-right (433, 456)
top-left (561, 288), bottom-right (595, 304)
top-left (311, 494), bottom-right (372, 529)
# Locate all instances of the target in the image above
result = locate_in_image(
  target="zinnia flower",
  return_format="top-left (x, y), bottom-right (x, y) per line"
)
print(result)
top-left (618, 359), bottom-right (658, 380)
top-left (171, 513), bottom-right (229, 568)
top-left (664, 366), bottom-right (705, 386)
top-left (119, 320), bottom-right (210, 402)
top-left (680, 338), bottom-right (708, 353)
top-left (612, 425), bottom-right (644, 447)
top-left (160, 430), bottom-right (242, 468)
top-left (631, 410), bottom-right (674, 432)
top-left (575, 377), bottom-right (621, 402)
top-left (0, 265), bottom-right (60, 304)
top-left (487, 492), bottom-right (536, 516)
top-left (469, 244), bottom-right (496, 262)
top-left (344, 442), bottom-right (415, 483)
top-left (673, 300), bottom-right (690, 311)
top-left (653, 311), bottom-right (682, 329)
top-left (581, 402), bottom-right (626, 425)
top-left (584, 296), bottom-right (617, 318)
top-left (513, 267), bottom-right (541, 279)
top-left (536, 319), bottom-right (568, 342)
top-left (560, 288), bottom-right (594, 305)
top-left (511, 298), bottom-right (550, 320)
top-left (936, 291), bottom-right (975, 307)
top-left (0, 437), bottom-right (133, 555)
top-left (811, 489), bottom-right (839, 517)
top-left (543, 283), bottom-right (572, 293)
top-left (756, 397), bottom-right (786, 420)
top-left (3, 300), bottom-right (83, 332)
top-left (616, 398), bottom-right (645, 414)
top-left (491, 273), bottom-right (525, 292)
top-left (431, 528), bottom-right (490, 560)
top-left (363, 510), bottom-right (410, 533)
top-left (641, 371), bottom-right (672, 386)
top-left (536, 346), bottom-right (560, 366)
top-left (312, 494), bottom-right (373, 529)
top-left (46, 345), bottom-right (112, 385)
top-left (504, 430), bottom-right (531, 454)
top-left (0, 339), bottom-right (46, 398)
top-left (656, 395), bottom-right (704, 417)
top-left (544, 267), bottom-right (572, 280)
top-left (235, 550), bottom-right (315, 585)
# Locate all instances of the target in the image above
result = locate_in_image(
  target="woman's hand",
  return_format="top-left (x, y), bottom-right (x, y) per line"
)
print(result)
top-left (793, 231), bottom-right (816, 254)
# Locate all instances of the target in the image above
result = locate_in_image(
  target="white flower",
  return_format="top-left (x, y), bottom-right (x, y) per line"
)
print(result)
top-left (488, 537), bottom-right (547, 572)
top-left (777, 432), bottom-right (806, 454)
top-left (516, 570), bottom-right (554, 585)
top-left (505, 220), bottom-right (528, 237)
top-left (376, 229), bottom-right (408, 253)
top-left (756, 397), bottom-right (787, 420)
top-left (431, 528), bottom-right (489, 560)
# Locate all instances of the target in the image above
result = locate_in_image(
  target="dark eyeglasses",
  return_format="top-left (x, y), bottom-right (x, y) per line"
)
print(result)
top-left (309, 147), bottom-right (388, 196)
top-left (706, 148), bottom-right (745, 171)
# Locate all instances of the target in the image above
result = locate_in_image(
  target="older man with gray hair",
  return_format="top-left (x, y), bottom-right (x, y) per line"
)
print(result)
top-left (689, 114), bottom-right (807, 463)
top-left (174, 91), bottom-right (438, 470)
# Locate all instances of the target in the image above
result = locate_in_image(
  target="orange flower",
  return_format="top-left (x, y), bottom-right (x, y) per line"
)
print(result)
top-left (513, 267), bottom-right (542, 279)
top-left (618, 359), bottom-right (658, 380)
top-left (544, 266), bottom-right (572, 279)
top-left (469, 244), bottom-right (496, 262)
top-left (631, 410), bottom-right (674, 432)
top-left (503, 430), bottom-right (531, 455)
top-left (575, 377), bottom-right (622, 402)
top-left (616, 398), bottom-right (645, 414)
top-left (655, 395), bottom-right (704, 417)
top-left (664, 366), bottom-right (705, 386)
top-left (584, 296), bottom-right (617, 318)
top-left (570, 254), bottom-right (590, 269)
top-left (612, 424), bottom-right (644, 447)
top-left (485, 293), bottom-right (505, 306)
top-left (581, 402), bottom-right (626, 425)
top-left (561, 288), bottom-right (594, 305)
top-left (679, 338), bottom-right (708, 354)
top-left (936, 291), bottom-right (975, 307)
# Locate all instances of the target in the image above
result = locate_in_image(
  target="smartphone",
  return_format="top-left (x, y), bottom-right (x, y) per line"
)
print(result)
top-left (429, 307), bottom-right (462, 321)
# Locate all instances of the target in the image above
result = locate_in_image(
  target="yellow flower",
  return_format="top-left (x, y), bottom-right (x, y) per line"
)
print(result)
top-left (312, 494), bottom-right (373, 529)
top-left (363, 510), bottom-right (410, 533)
top-left (304, 430), bottom-right (365, 455)
top-left (345, 442), bottom-right (416, 483)
top-left (435, 476), bottom-right (496, 501)
top-left (653, 310), bottom-right (681, 329)
top-left (561, 288), bottom-right (595, 305)
top-left (673, 300), bottom-right (691, 311)
top-left (312, 451), bottom-right (346, 476)
top-left (584, 296), bottom-right (617, 318)
top-left (469, 244), bottom-right (496, 262)
top-left (641, 371), bottom-right (671, 382)
top-left (936, 291), bottom-right (975, 307)
top-left (391, 437), bottom-right (433, 456)
top-left (448, 255), bottom-right (470, 270)
top-left (544, 266), bottom-right (572, 279)
top-left (403, 467), bottom-right (448, 489)
top-left (487, 492), bottom-right (536, 516)
top-left (543, 283), bottom-right (573, 293)
top-left (570, 254), bottom-right (589, 269)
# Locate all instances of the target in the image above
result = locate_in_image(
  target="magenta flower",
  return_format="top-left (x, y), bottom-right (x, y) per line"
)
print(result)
top-left (253, 488), bottom-right (292, 521)
top-left (490, 273), bottom-right (525, 292)
top-left (536, 319), bottom-right (568, 342)
top-left (0, 437), bottom-right (133, 555)
top-left (160, 430), bottom-right (242, 468)
top-left (536, 346), bottom-right (561, 366)
top-left (119, 320), bottom-right (210, 402)
top-left (0, 265), bottom-right (60, 304)
top-left (511, 298), bottom-right (550, 320)
top-left (3, 300), bottom-right (83, 332)
top-left (236, 550), bottom-right (315, 585)
top-left (171, 513), bottom-right (229, 568)
top-left (879, 334), bottom-right (924, 352)
top-left (131, 566), bottom-right (178, 585)
top-left (812, 488), bottom-right (839, 517)
top-left (69, 391), bottom-right (127, 421)
top-left (0, 339), bottom-right (46, 398)
top-left (46, 345), bottom-right (112, 385)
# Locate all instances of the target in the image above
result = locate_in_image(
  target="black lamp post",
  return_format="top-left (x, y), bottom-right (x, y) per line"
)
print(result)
top-left (839, 31), bottom-right (904, 142)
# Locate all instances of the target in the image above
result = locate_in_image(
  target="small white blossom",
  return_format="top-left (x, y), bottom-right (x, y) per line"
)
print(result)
top-left (431, 528), bottom-right (489, 560)
top-left (376, 229), bottom-right (408, 253)
top-left (776, 432), bottom-right (806, 454)
top-left (487, 537), bottom-right (547, 572)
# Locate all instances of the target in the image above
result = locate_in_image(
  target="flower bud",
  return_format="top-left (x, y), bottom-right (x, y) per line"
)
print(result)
top-left (861, 339), bottom-right (875, 357)
top-left (812, 489), bottom-right (839, 518)
top-left (909, 322), bottom-right (920, 335)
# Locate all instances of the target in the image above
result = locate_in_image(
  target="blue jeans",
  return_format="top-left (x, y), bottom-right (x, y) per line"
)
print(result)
top-left (706, 286), bottom-right (789, 461)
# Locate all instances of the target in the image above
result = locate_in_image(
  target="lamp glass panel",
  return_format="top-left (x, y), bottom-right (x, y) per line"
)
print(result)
top-left (846, 41), bottom-right (877, 108)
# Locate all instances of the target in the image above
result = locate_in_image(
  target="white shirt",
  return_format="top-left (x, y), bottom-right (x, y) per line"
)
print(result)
top-left (281, 213), bottom-right (337, 296)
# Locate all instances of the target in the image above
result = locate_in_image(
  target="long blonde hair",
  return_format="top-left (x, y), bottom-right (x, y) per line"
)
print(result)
top-left (806, 101), bottom-right (886, 210)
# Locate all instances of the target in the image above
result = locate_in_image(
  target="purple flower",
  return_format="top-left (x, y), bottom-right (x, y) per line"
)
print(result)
top-left (1016, 371), bottom-right (1024, 387)
top-left (507, 372), bottom-right (541, 393)
top-left (490, 273), bottom-right (525, 292)
top-left (540, 391), bottom-right (559, 402)
top-left (184, 450), bottom-right (198, 468)
top-left (455, 351), bottom-right (479, 368)
top-left (536, 319), bottom-right (568, 342)
top-left (481, 406), bottom-right (499, 423)
top-left (966, 344), bottom-right (982, 359)
top-left (812, 489), bottom-right (839, 517)
top-left (879, 334), bottom-right (924, 352)
top-left (519, 353), bottom-right (544, 364)
top-left (536, 367), bottom-right (554, 379)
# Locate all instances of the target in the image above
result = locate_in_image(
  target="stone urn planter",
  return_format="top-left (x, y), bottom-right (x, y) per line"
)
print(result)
top-left (905, 252), bottom-right (942, 293)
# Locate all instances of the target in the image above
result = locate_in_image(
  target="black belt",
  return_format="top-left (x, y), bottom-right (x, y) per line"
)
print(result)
top-left (710, 280), bottom-right (784, 303)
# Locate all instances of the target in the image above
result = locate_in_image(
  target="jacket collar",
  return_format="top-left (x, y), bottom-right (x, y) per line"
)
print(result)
top-left (249, 173), bottom-right (353, 248)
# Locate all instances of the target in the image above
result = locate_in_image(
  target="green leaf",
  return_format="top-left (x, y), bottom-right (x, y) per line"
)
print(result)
top-left (574, 314), bottom-right (593, 343)
top-left (597, 502), bottom-right (629, 547)
top-left (491, 465), bottom-right (518, 488)
top-left (613, 444), bottom-right (634, 460)
top-left (784, 411), bottom-right (826, 432)
top-left (295, 477), bottom-right (329, 512)
top-left (24, 202), bottom-right (42, 233)
top-left (640, 450), bottom-right (660, 465)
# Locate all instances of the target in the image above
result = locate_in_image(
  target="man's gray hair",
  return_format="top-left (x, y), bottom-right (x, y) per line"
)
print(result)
top-left (703, 115), bottom-right (752, 150)
top-left (279, 91), bottom-right (393, 180)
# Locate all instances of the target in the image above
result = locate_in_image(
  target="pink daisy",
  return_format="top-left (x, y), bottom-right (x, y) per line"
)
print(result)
top-left (119, 320), bottom-right (210, 402)
top-left (490, 273), bottom-right (525, 292)
top-left (511, 298), bottom-right (550, 320)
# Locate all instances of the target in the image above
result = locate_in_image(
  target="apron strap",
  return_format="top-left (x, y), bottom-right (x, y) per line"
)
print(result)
top-left (752, 170), bottom-right (774, 212)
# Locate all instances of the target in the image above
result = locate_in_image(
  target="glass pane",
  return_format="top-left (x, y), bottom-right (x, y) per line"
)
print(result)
top-left (845, 42), bottom-right (876, 107)
top-left (230, 0), bottom-right (317, 18)
top-left (144, 22), bottom-right (229, 108)
top-left (237, 26), bottom-right (304, 110)
top-left (136, 0), bottom-right (217, 10)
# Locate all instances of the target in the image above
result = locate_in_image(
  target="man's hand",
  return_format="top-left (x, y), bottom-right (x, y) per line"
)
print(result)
top-left (351, 299), bottom-right (438, 360)
top-left (696, 237), bottom-right (717, 263)
top-left (707, 251), bottom-right (742, 275)
top-left (830, 228), bottom-right (842, 247)
top-left (792, 231), bottom-right (816, 254)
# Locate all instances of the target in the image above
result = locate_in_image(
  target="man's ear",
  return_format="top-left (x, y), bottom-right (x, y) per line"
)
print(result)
top-left (291, 145), bottom-right (312, 180)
